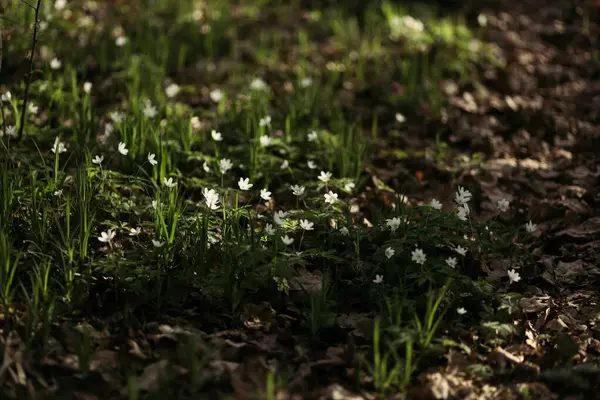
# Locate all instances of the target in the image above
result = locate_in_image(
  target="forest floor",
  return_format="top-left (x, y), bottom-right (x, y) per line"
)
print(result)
top-left (0, 0), bottom-right (599, 399)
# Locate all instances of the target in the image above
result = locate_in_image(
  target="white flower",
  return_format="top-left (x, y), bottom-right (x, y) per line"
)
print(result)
top-left (54, 189), bottom-right (63, 197)
top-left (203, 188), bottom-right (220, 210)
top-left (318, 171), bottom-right (332, 183)
top-left (386, 217), bottom-right (401, 233)
top-left (430, 199), bottom-right (442, 210)
top-left (274, 210), bottom-right (289, 226)
top-left (281, 235), bottom-right (294, 245)
top-left (259, 116), bottom-right (271, 127)
top-left (1, 91), bottom-right (11, 102)
top-left (143, 104), bottom-right (157, 118)
top-left (129, 227), bottom-right (141, 236)
top-left (291, 185), bottom-right (305, 196)
top-left (265, 223), bottom-right (276, 236)
top-left (395, 113), bottom-right (406, 123)
top-left (477, 13), bottom-right (488, 27)
top-left (373, 275), bottom-right (384, 284)
top-left (455, 245), bottom-right (467, 256)
top-left (280, 160), bottom-right (289, 170)
top-left (411, 248), bottom-right (426, 265)
top-left (115, 36), bottom-right (128, 47)
top-left (211, 130), bottom-right (223, 141)
top-left (299, 219), bottom-right (314, 231)
top-left (210, 89), bottom-right (224, 103)
top-left (446, 257), bottom-right (457, 268)
top-left (525, 220), bottom-right (537, 233)
top-left (238, 177), bottom-right (253, 191)
top-left (50, 58), bottom-right (62, 70)
top-left (220, 158), bottom-right (233, 174)
top-left (457, 307), bottom-right (467, 315)
top-left (307, 131), bottom-right (318, 142)
top-left (152, 239), bottom-right (165, 248)
top-left (163, 177), bottom-right (176, 188)
top-left (455, 186), bottom-right (472, 205)
top-left (307, 160), bottom-right (317, 169)
top-left (5, 125), bottom-right (16, 138)
top-left (507, 269), bottom-right (521, 284)
top-left (98, 229), bottom-right (116, 243)
top-left (457, 204), bottom-right (470, 221)
top-left (92, 155), bottom-right (104, 165)
top-left (51, 137), bottom-right (67, 154)
top-left (191, 116), bottom-right (202, 130)
top-left (203, 161), bottom-right (210, 173)
top-left (385, 247), bottom-right (395, 259)
top-left (165, 83), bottom-right (180, 98)
top-left (300, 77), bottom-right (313, 88)
top-left (260, 188), bottom-right (272, 201)
top-left (250, 78), bottom-right (267, 91)
top-left (339, 227), bottom-right (349, 236)
top-left (152, 200), bottom-right (158, 210)
top-left (344, 182), bottom-right (355, 192)
top-left (148, 153), bottom-right (158, 165)
top-left (54, 0), bottom-right (67, 10)
top-left (109, 111), bottom-right (124, 124)
top-left (28, 102), bottom-right (39, 114)
top-left (497, 198), bottom-right (510, 212)
top-left (118, 142), bottom-right (128, 155)
top-left (324, 191), bottom-right (338, 204)
top-left (259, 135), bottom-right (271, 147)
top-left (83, 82), bottom-right (92, 94)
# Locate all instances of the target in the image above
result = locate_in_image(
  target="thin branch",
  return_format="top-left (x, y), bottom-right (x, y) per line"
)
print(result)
top-left (0, 16), bottom-right (23, 27)
top-left (15, 0), bottom-right (43, 144)
top-left (1, 21), bottom-right (6, 137)
top-left (19, 0), bottom-right (36, 11)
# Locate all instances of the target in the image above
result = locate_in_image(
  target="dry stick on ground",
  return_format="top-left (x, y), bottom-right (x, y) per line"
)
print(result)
top-left (15, 0), bottom-right (43, 144)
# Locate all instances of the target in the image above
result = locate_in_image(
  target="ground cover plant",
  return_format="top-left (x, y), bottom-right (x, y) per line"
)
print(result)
top-left (1, 0), bottom-right (600, 398)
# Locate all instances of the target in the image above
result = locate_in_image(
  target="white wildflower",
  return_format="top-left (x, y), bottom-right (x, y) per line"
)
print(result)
top-left (148, 153), bottom-right (158, 166)
top-left (299, 219), bottom-right (314, 231)
top-left (260, 188), bottom-right (272, 201)
top-left (446, 257), bottom-right (457, 268)
top-left (324, 191), bottom-right (338, 204)
top-left (118, 142), bottom-right (128, 155)
top-left (455, 245), bottom-right (467, 256)
top-left (165, 83), bottom-right (180, 98)
top-left (455, 186), bottom-right (472, 205)
top-left (203, 188), bottom-right (220, 210)
top-left (411, 248), bottom-right (426, 265)
top-left (238, 177), bottom-right (253, 191)
top-left (281, 235), bottom-right (294, 245)
top-left (508, 269), bottom-right (521, 284)
top-left (291, 185), bottom-right (305, 196)
top-left (274, 210), bottom-right (289, 226)
top-left (385, 247), bottom-right (395, 259)
top-left (497, 198), bottom-right (510, 212)
top-left (163, 177), bottom-right (176, 188)
top-left (219, 158), bottom-right (233, 174)
top-left (98, 229), bottom-right (116, 243)
top-left (211, 130), bottom-right (223, 141)
top-left (318, 171), bottom-right (332, 184)
top-left (386, 217), bottom-right (401, 233)
top-left (430, 199), bottom-right (442, 210)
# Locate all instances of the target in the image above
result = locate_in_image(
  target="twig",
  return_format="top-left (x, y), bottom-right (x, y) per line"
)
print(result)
top-left (18, 0), bottom-right (36, 11)
top-left (1, 19), bottom-right (6, 137)
top-left (15, 0), bottom-right (43, 144)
